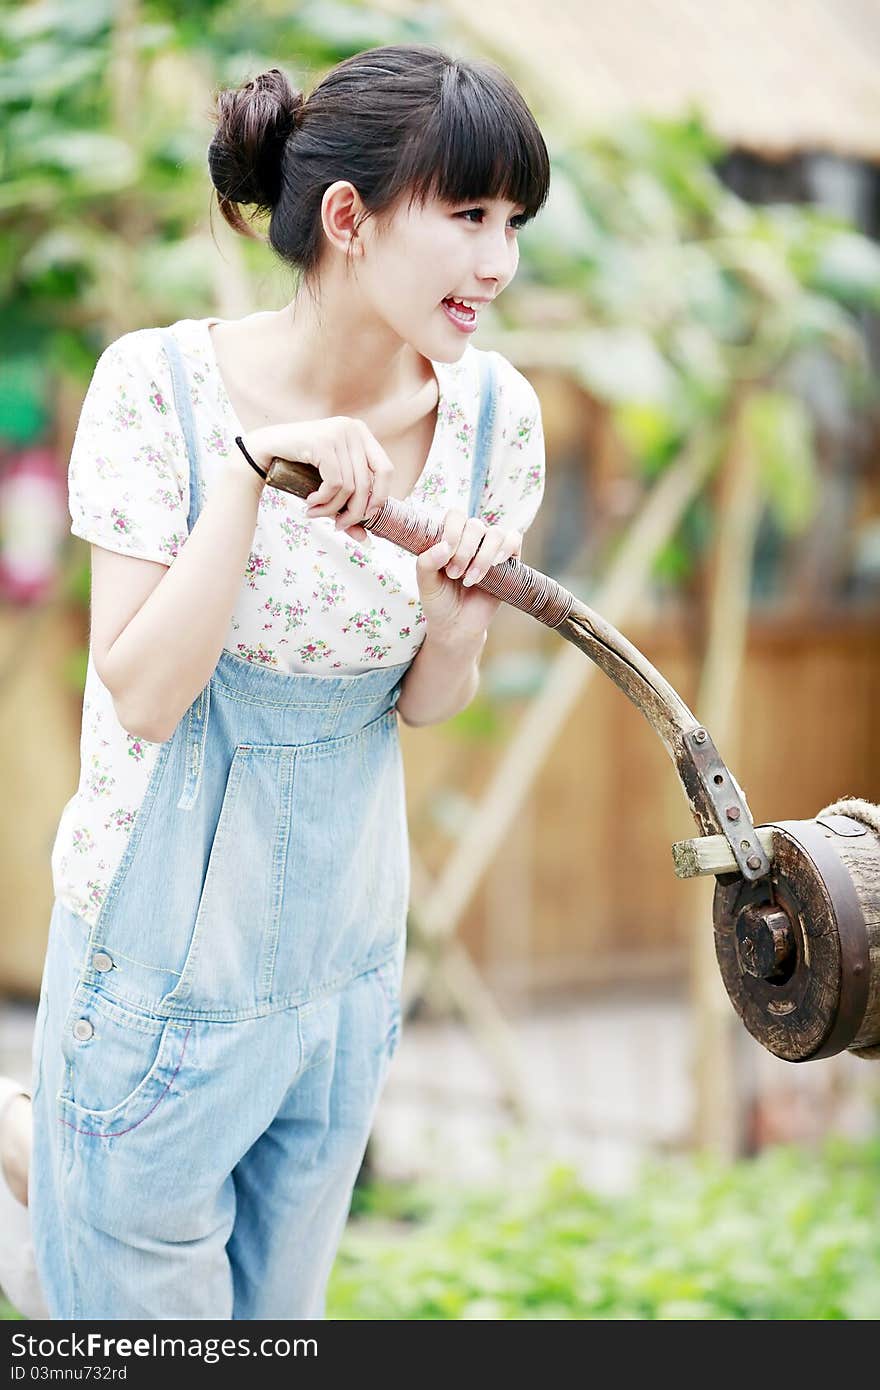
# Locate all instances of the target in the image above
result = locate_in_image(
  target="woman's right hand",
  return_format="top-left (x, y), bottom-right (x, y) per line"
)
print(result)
top-left (240, 418), bottom-right (395, 543)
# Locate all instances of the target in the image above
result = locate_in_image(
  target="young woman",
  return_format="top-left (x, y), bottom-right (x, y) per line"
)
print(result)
top-left (0, 42), bottom-right (550, 1320)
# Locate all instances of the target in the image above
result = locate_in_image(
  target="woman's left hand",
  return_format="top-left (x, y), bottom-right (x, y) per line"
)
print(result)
top-left (415, 509), bottom-right (523, 643)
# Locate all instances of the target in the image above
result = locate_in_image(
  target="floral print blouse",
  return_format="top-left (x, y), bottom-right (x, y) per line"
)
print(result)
top-left (52, 316), bottom-right (546, 926)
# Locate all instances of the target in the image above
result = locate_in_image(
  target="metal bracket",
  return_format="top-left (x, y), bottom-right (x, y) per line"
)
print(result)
top-left (687, 727), bottom-right (771, 883)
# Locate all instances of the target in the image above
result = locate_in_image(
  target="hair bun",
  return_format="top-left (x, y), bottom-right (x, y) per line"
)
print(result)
top-left (208, 67), bottom-right (304, 213)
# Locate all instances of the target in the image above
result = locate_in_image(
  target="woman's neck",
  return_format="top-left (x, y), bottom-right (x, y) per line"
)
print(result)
top-left (208, 312), bottom-right (439, 442)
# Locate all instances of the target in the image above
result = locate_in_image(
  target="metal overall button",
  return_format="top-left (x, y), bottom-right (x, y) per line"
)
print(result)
top-left (72, 1018), bottom-right (94, 1041)
top-left (92, 950), bottom-right (114, 972)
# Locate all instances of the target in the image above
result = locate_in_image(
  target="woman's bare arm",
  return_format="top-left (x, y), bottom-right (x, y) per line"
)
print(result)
top-left (91, 412), bottom-right (398, 742)
top-left (93, 448), bottom-right (266, 743)
top-left (396, 627), bottom-right (487, 727)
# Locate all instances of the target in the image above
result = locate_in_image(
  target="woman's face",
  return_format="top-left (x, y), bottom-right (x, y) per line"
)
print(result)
top-left (357, 189), bottom-right (527, 362)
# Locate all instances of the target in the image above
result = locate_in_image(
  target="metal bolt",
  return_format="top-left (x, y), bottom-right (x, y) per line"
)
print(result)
top-left (726, 806), bottom-right (741, 822)
top-left (746, 855), bottom-right (762, 871)
top-left (735, 905), bottom-right (795, 982)
top-left (693, 729), bottom-right (707, 744)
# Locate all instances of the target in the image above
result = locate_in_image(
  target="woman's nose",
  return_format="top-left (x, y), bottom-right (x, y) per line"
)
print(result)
top-left (478, 238), bottom-right (517, 292)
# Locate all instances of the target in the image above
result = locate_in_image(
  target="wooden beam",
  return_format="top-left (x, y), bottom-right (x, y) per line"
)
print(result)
top-left (672, 827), bottom-right (775, 879)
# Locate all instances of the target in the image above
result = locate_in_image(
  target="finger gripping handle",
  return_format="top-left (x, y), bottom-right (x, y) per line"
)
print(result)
top-left (368, 498), bottom-right (574, 630)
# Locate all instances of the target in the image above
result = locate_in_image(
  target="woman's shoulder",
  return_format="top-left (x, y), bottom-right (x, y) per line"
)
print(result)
top-left (99, 318), bottom-right (205, 370)
top-left (487, 347), bottom-right (540, 411)
top-left (440, 344), bottom-right (538, 403)
top-left (450, 345), bottom-right (541, 425)
top-left (90, 319), bottom-right (220, 425)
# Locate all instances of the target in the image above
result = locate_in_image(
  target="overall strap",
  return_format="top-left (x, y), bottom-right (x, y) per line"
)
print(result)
top-left (467, 352), bottom-right (498, 518)
top-left (160, 328), bottom-right (204, 533)
top-left (159, 327), bottom-right (210, 806)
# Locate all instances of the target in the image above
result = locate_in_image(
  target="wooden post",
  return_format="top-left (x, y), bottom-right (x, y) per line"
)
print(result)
top-left (687, 390), bottom-right (764, 1156)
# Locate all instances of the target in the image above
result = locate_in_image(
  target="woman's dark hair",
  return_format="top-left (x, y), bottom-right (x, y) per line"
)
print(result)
top-left (207, 44), bottom-right (550, 292)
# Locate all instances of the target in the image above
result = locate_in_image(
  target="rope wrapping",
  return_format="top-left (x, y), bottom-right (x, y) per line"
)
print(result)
top-left (365, 497), bottom-right (576, 629)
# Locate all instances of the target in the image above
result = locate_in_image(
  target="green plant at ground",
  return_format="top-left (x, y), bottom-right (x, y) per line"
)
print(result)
top-left (330, 1134), bottom-right (880, 1319)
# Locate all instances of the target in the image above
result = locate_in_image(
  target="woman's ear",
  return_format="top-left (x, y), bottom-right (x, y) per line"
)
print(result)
top-left (321, 180), bottom-right (369, 259)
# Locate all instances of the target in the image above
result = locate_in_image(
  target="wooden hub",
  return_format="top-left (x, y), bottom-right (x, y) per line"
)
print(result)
top-left (735, 904), bottom-right (797, 983)
top-left (713, 818), bottom-right (873, 1062)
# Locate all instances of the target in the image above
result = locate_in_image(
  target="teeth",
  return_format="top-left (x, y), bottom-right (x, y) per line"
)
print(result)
top-left (446, 297), bottom-right (478, 311)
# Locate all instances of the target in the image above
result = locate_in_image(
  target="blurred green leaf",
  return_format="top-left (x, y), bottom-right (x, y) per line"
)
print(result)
top-left (809, 231), bottom-right (880, 309)
top-left (573, 326), bottom-right (679, 406)
top-left (444, 693), bottom-right (502, 741)
top-left (742, 390), bottom-right (819, 535)
top-left (0, 353), bottom-right (50, 443)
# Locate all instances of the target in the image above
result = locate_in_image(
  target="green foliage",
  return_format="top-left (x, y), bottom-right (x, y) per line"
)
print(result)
top-left (0, 0), bottom-right (450, 354)
top-left (443, 692), bottom-right (504, 741)
top-left (506, 112), bottom-right (880, 608)
top-left (0, 352), bottom-right (49, 444)
top-left (742, 391), bottom-right (819, 535)
top-left (329, 1135), bottom-right (880, 1319)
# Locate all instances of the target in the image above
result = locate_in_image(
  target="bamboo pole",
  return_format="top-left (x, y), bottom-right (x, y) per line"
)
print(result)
top-left (107, 0), bottom-right (145, 339)
top-left (687, 391), bottom-right (764, 1155)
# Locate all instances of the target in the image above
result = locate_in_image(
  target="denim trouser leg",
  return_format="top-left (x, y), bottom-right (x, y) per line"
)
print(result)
top-left (30, 900), bottom-right (401, 1320)
top-left (228, 962), bottom-right (400, 1320)
top-left (31, 902), bottom-right (238, 1319)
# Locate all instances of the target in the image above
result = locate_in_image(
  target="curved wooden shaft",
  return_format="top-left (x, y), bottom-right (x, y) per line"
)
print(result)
top-left (265, 455), bottom-right (770, 879)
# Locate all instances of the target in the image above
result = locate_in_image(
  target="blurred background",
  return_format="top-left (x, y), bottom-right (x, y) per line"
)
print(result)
top-left (2, 0), bottom-right (879, 1318)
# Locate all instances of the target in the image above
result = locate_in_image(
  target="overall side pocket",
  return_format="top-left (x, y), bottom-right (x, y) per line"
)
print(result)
top-left (374, 956), bottom-right (403, 1063)
top-left (57, 982), bottom-right (190, 1134)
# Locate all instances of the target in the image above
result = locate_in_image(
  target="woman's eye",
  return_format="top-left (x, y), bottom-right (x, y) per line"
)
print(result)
top-left (458, 208), bottom-right (527, 229)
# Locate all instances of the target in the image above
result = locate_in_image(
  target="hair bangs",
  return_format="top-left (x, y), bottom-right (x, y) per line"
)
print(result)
top-left (398, 64), bottom-right (550, 222)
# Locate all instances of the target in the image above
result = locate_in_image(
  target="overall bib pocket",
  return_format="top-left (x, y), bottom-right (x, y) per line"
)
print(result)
top-left (158, 740), bottom-right (297, 1016)
top-left (158, 705), bottom-right (407, 1017)
top-left (268, 706), bottom-right (410, 1000)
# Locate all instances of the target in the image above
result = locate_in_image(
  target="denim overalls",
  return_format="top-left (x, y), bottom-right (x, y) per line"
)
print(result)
top-left (29, 332), bottom-right (498, 1321)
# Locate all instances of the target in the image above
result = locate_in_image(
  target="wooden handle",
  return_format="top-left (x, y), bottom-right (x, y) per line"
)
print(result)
top-left (265, 454), bottom-right (575, 629)
top-left (265, 453), bottom-right (769, 877)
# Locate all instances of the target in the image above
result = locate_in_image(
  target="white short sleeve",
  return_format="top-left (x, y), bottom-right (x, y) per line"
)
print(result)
top-left (478, 354), bottom-right (546, 537)
top-left (67, 330), bottom-right (190, 565)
